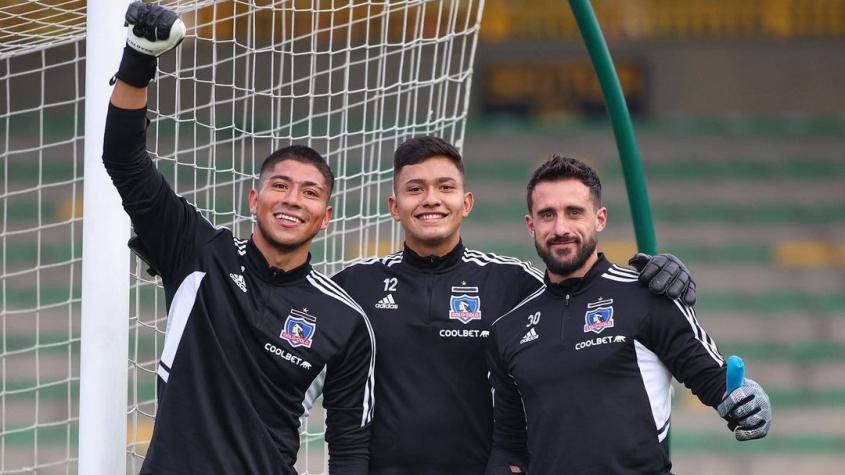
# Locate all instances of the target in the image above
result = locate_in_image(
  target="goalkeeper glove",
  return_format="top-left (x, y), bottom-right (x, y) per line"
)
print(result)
top-left (717, 378), bottom-right (772, 441)
top-left (628, 252), bottom-right (697, 306)
top-left (114, 1), bottom-right (186, 88)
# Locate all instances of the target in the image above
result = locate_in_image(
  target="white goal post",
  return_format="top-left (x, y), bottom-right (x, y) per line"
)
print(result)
top-left (0, 1), bottom-right (485, 473)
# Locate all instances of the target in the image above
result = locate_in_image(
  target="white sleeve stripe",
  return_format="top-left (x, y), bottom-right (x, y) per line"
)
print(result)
top-left (633, 340), bottom-right (672, 443)
top-left (309, 271), bottom-right (367, 315)
top-left (657, 420), bottom-right (671, 442)
top-left (673, 300), bottom-right (724, 366)
top-left (156, 365), bottom-right (170, 382)
top-left (307, 272), bottom-right (376, 354)
top-left (686, 304), bottom-right (714, 353)
top-left (600, 274), bottom-right (638, 283)
top-left (160, 271), bottom-right (206, 382)
top-left (607, 265), bottom-right (639, 278)
top-left (677, 301), bottom-right (720, 363)
top-left (689, 305), bottom-right (722, 360)
top-left (307, 274), bottom-right (376, 425)
top-left (462, 249), bottom-right (544, 281)
top-left (491, 286), bottom-right (547, 326)
top-left (657, 418), bottom-right (670, 435)
top-left (466, 251), bottom-right (527, 265)
top-left (306, 272), bottom-right (377, 426)
top-left (299, 366), bottom-right (327, 431)
top-left (385, 257), bottom-right (403, 267)
top-left (464, 248), bottom-right (542, 270)
top-left (344, 251), bottom-right (403, 268)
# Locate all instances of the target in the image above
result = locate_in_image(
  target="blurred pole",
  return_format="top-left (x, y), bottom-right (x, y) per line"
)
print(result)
top-left (79, 0), bottom-right (132, 473)
top-left (568, 0), bottom-right (657, 255)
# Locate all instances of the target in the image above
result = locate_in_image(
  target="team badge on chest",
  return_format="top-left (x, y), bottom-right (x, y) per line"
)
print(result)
top-left (584, 298), bottom-right (614, 334)
top-left (449, 285), bottom-right (482, 324)
top-left (281, 308), bottom-right (317, 348)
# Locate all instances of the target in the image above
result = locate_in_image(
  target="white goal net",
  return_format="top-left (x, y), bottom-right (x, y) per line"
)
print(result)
top-left (0, 0), bottom-right (87, 473)
top-left (0, 1), bottom-right (484, 473)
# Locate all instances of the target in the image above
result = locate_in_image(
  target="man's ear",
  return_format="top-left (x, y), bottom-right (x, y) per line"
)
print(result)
top-left (248, 188), bottom-right (258, 215)
top-left (525, 213), bottom-right (534, 238)
top-left (320, 205), bottom-right (333, 231)
top-left (388, 195), bottom-right (400, 222)
top-left (462, 191), bottom-right (474, 218)
top-left (595, 206), bottom-right (607, 232)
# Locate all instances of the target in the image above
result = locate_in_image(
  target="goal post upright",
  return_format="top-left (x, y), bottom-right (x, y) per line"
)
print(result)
top-left (79, 0), bottom-right (133, 473)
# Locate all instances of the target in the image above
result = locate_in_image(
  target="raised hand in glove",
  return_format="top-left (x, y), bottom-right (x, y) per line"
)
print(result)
top-left (114, 1), bottom-right (186, 87)
top-left (628, 252), bottom-right (696, 306)
top-left (718, 378), bottom-right (772, 441)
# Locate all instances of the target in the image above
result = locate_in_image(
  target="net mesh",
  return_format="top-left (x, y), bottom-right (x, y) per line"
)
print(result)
top-left (0, 0), bottom-right (86, 57)
top-left (0, 0), bottom-right (482, 472)
top-left (0, 0), bottom-right (482, 473)
top-left (0, 0), bottom-right (86, 471)
top-left (135, 2), bottom-right (483, 471)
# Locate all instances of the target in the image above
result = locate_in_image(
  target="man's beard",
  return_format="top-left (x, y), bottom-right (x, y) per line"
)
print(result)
top-left (535, 233), bottom-right (597, 277)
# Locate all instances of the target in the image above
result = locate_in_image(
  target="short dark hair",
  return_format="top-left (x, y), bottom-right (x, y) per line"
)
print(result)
top-left (393, 136), bottom-right (464, 177)
top-left (526, 155), bottom-right (602, 212)
top-left (259, 145), bottom-right (335, 196)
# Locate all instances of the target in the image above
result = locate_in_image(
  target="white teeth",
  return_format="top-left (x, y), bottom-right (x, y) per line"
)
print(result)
top-left (418, 213), bottom-right (445, 220)
top-left (274, 213), bottom-right (300, 223)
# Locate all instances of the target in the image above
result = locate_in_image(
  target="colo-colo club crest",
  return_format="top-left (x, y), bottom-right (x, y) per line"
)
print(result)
top-left (449, 286), bottom-right (482, 324)
top-left (584, 298), bottom-right (614, 334)
top-left (281, 308), bottom-right (317, 348)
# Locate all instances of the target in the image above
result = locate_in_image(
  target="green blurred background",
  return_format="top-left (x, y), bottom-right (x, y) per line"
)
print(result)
top-left (462, 1), bottom-right (845, 473)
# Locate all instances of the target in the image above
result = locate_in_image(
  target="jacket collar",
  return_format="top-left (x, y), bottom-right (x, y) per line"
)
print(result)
top-left (245, 238), bottom-right (312, 285)
top-left (543, 253), bottom-right (611, 298)
top-left (402, 240), bottom-right (465, 272)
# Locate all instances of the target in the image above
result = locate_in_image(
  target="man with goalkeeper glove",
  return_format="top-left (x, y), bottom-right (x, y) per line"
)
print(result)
top-left (485, 156), bottom-right (772, 474)
top-left (331, 136), bottom-right (700, 474)
top-left (104, 3), bottom-right (374, 474)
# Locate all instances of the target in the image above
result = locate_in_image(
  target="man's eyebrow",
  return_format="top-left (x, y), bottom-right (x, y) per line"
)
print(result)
top-left (402, 176), bottom-right (457, 185)
top-left (266, 174), bottom-right (326, 191)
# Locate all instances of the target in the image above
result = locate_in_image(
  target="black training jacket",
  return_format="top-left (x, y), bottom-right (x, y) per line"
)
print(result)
top-left (332, 242), bottom-right (543, 474)
top-left (487, 254), bottom-right (727, 474)
top-left (103, 104), bottom-right (375, 474)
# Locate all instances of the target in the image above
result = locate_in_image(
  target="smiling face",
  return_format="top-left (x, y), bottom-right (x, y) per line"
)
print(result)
top-left (389, 156), bottom-right (474, 257)
top-left (526, 178), bottom-right (606, 281)
top-left (248, 159), bottom-right (332, 269)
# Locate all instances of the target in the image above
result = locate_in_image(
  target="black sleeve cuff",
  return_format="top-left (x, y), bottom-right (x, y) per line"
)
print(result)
top-left (114, 45), bottom-right (158, 88)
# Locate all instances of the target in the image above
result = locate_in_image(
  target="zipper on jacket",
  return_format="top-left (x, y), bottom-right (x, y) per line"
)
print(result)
top-left (426, 273), bottom-right (435, 323)
top-left (561, 293), bottom-right (570, 340)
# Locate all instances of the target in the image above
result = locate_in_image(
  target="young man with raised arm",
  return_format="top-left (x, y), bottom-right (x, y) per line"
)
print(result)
top-left (486, 156), bottom-right (772, 474)
top-left (103, 4), bottom-right (374, 473)
top-left (332, 137), bottom-right (697, 474)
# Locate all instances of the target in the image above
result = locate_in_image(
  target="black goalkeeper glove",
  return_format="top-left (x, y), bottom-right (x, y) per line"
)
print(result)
top-left (628, 252), bottom-right (696, 306)
top-left (114, 1), bottom-right (186, 87)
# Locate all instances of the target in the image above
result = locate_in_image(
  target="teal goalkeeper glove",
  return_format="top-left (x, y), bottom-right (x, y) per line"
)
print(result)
top-left (717, 378), bottom-right (772, 441)
top-left (114, 1), bottom-right (186, 87)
